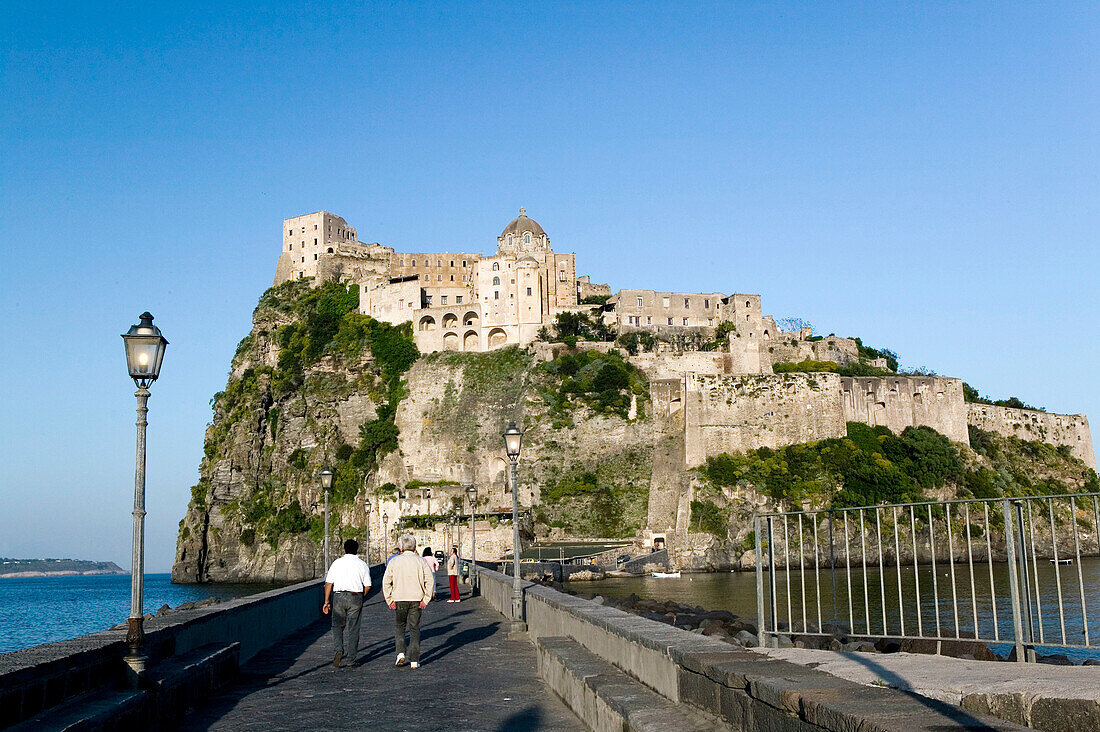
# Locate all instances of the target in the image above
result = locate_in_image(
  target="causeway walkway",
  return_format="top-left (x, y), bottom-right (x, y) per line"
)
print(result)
top-left (179, 582), bottom-right (583, 732)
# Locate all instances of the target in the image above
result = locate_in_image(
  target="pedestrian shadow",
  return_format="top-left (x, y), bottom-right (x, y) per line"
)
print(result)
top-left (839, 652), bottom-right (1005, 726)
top-left (497, 706), bottom-right (543, 731)
top-left (419, 622), bottom-right (500, 664)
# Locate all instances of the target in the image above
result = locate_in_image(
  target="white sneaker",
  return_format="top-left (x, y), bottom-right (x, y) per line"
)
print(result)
top-left (410, 661), bottom-right (420, 669)
top-left (395, 653), bottom-right (406, 667)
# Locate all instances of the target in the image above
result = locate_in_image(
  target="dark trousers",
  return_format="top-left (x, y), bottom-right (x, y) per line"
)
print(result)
top-left (332, 591), bottom-right (363, 658)
top-left (394, 601), bottom-right (422, 662)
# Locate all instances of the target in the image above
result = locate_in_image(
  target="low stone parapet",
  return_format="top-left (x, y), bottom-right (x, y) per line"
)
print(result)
top-left (0, 577), bottom-right (326, 729)
top-left (475, 567), bottom-right (1025, 731)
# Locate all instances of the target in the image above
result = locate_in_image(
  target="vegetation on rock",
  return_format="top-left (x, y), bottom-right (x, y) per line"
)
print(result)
top-left (540, 349), bottom-right (648, 421)
top-left (963, 382), bottom-right (1043, 411)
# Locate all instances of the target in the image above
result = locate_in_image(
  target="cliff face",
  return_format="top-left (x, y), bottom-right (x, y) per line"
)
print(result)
top-left (172, 281), bottom-right (655, 583)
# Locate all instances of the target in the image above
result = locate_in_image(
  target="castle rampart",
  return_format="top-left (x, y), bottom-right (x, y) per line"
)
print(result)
top-left (967, 403), bottom-right (1095, 468)
top-left (840, 376), bottom-right (969, 443)
top-left (684, 372), bottom-right (847, 467)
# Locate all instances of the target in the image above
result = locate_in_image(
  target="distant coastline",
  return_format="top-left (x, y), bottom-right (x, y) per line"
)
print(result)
top-left (0, 558), bottom-right (126, 579)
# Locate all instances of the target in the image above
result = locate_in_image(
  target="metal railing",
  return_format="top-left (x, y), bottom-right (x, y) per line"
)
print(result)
top-left (754, 492), bottom-right (1100, 662)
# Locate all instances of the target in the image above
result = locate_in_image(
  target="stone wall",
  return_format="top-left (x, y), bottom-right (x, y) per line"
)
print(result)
top-left (684, 373), bottom-right (847, 467)
top-left (967, 404), bottom-right (1095, 468)
top-left (840, 376), bottom-right (969, 443)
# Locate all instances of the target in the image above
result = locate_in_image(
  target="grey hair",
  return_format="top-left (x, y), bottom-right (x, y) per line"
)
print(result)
top-left (399, 533), bottom-right (417, 552)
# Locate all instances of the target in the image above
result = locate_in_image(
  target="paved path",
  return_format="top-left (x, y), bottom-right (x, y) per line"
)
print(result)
top-left (180, 583), bottom-right (583, 732)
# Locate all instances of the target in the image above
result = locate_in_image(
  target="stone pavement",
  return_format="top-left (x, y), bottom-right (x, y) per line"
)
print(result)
top-left (179, 583), bottom-right (583, 731)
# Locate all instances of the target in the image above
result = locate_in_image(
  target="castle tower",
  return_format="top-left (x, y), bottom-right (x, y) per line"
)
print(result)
top-left (273, 211), bottom-right (359, 284)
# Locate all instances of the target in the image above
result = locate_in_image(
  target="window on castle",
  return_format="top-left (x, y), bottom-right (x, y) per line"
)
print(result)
top-left (301, 256), bottom-right (305, 263)
top-left (437, 260), bottom-right (441, 266)
top-left (558, 271), bottom-right (566, 282)
top-left (746, 300), bottom-right (751, 307)
top-left (511, 279), bottom-right (515, 284)
top-left (494, 291), bottom-right (499, 300)
top-left (524, 233), bottom-right (531, 244)
top-left (450, 275), bottom-right (455, 281)
top-left (288, 229), bottom-right (293, 236)
top-left (314, 253), bottom-right (318, 260)
top-left (636, 296), bottom-right (643, 306)
top-left (704, 299), bottom-right (710, 308)
top-left (456, 296), bottom-right (463, 304)
top-left (662, 297), bottom-right (670, 307)
top-left (492, 277), bottom-right (500, 286)
top-left (462, 260), bottom-right (467, 267)
top-left (437, 275), bottom-right (442, 281)
top-left (398, 259), bottom-right (403, 266)
top-left (441, 296), bottom-right (448, 305)
top-left (314, 224), bottom-right (317, 230)
top-left (412, 259), bottom-right (417, 266)
top-left (682, 318), bottom-right (688, 326)
top-left (667, 318), bottom-right (673, 325)
top-left (450, 260), bottom-right (454, 267)
top-left (684, 298), bottom-right (690, 308)
top-left (526, 287), bottom-right (532, 296)
top-left (647, 317), bottom-right (652, 324)
top-left (492, 262), bottom-right (499, 271)
top-left (425, 295), bottom-right (432, 305)
top-left (288, 244), bottom-right (292, 250)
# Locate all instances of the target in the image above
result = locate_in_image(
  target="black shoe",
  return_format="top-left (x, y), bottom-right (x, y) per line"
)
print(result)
top-left (333, 650), bottom-right (343, 668)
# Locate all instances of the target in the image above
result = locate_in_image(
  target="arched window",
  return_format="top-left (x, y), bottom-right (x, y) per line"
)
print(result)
top-left (524, 233), bottom-right (531, 244)
top-left (492, 262), bottom-right (499, 271)
top-left (492, 276), bottom-right (500, 285)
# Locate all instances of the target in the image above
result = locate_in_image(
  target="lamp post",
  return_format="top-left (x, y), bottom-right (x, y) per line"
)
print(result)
top-left (466, 485), bottom-right (478, 591)
top-left (320, 468), bottom-right (334, 568)
top-left (382, 511), bottom-right (389, 552)
top-left (425, 487), bottom-right (432, 517)
top-left (364, 497), bottom-right (372, 565)
top-left (503, 421), bottom-right (526, 634)
top-left (120, 312), bottom-right (168, 679)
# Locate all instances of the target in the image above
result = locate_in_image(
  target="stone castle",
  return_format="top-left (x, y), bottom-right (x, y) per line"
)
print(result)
top-left (272, 208), bottom-right (1094, 550)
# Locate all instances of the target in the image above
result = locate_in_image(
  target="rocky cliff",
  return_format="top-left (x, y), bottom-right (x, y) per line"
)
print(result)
top-left (172, 280), bottom-right (655, 583)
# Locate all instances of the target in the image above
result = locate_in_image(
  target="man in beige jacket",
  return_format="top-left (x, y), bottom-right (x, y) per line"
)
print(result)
top-left (382, 533), bottom-right (433, 668)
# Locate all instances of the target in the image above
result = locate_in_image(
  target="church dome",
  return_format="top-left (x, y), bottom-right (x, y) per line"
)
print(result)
top-left (500, 208), bottom-right (546, 239)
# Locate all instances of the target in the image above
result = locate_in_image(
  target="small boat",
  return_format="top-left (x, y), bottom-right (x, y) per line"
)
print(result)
top-left (1050, 558), bottom-right (1073, 565)
top-left (651, 571), bottom-right (681, 578)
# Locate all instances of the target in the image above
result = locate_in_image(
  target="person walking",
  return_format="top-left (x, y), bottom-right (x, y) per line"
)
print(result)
top-left (382, 534), bottom-right (433, 669)
top-left (447, 545), bottom-right (461, 603)
top-left (422, 547), bottom-right (439, 598)
top-left (322, 539), bottom-right (371, 669)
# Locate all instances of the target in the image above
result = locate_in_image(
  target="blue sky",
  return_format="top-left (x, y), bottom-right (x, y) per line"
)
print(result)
top-left (2, 2), bottom-right (1097, 572)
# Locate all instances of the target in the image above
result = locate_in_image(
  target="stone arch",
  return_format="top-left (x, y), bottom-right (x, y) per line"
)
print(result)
top-left (763, 329), bottom-right (770, 339)
top-left (326, 247), bottom-right (334, 253)
top-left (492, 276), bottom-right (500, 286)
top-left (463, 311), bottom-right (479, 327)
top-left (463, 330), bottom-right (479, 350)
top-left (488, 456), bottom-right (510, 497)
top-left (492, 262), bottom-right (500, 271)
top-left (442, 313), bottom-right (458, 329)
top-left (418, 316), bottom-right (436, 331)
top-left (488, 328), bottom-right (508, 349)
top-left (442, 331), bottom-right (459, 350)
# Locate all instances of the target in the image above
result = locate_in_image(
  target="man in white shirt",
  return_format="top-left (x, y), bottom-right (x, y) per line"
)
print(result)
top-left (322, 538), bottom-right (371, 668)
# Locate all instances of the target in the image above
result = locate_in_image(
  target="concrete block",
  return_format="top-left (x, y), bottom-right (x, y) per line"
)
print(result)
top-left (798, 685), bottom-right (1027, 732)
top-left (718, 685), bottom-right (754, 729)
top-left (677, 667), bottom-right (720, 715)
top-left (747, 673), bottom-right (855, 715)
top-left (749, 699), bottom-right (818, 732)
top-left (1029, 696), bottom-right (1100, 732)
top-left (960, 692), bottom-right (1030, 727)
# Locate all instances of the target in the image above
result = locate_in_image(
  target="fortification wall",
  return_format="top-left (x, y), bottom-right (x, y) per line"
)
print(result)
top-left (967, 404), bottom-right (1095, 468)
top-left (684, 373), bottom-right (846, 467)
top-left (841, 376), bottom-right (969, 443)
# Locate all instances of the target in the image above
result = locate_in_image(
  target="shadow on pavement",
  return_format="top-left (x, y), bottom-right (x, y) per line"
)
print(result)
top-left (420, 622), bottom-right (501, 664)
top-left (497, 706), bottom-right (544, 731)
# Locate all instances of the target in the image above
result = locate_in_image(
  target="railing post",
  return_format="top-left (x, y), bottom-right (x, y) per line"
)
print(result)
top-left (1015, 500), bottom-right (1036, 661)
top-left (767, 515), bottom-right (778, 648)
top-left (755, 514), bottom-right (765, 647)
top-left (1002, 499), bottom-right (1028, 663)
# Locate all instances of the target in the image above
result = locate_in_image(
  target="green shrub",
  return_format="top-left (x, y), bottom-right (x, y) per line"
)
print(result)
top-left (541, 350), bottom-right (647, 420)
top-left (239, 528), bottom-right (255, 547)
top-left (690, 499), bottom-right (727, 537)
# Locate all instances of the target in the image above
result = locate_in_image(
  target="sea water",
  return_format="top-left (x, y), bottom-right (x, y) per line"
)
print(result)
top-left (0, 574), bottom-right (263, 654)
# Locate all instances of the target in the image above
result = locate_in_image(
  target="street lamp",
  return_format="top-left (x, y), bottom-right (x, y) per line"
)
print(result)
top-left (364, 497), bottom-right (372, 565)
top-left (320, 468), bottom-right (334, 568)
top-left (502, 421), bottom-right (525, 634)
top-left (382, 511), bottom-right (389, 552)
top-left (120, 312), bottom-right (168, 679)
top-left (425, 487), bottom-right (432, 517)
top-left (466, 485), bottom-right (478, 591)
